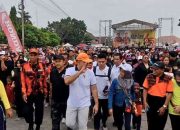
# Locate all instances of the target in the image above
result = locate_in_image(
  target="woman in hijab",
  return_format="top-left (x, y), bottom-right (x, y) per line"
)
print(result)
top-left (108, 63), bottom-right (135, 130)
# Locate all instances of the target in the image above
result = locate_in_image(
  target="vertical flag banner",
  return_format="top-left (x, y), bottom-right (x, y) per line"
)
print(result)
top-left (0, 5), bottom-right (23, 52)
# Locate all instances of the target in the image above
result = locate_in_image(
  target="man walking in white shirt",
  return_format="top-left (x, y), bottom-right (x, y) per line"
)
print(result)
top-left (93, 53), bottom-right (111, 130)
top-left (64, 53), bottom-right (98, 130)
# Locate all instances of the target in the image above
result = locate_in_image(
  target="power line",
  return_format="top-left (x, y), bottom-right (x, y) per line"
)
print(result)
top-left (30, 0), bottom-right (60, 16)
top-left (48, 0), bottom-right (69, 17)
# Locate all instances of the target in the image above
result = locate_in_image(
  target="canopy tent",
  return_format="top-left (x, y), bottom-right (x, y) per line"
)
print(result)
top-left (63, 43), bottom-right (73, 47)
top-left (172, 42), bottom-right (180, 47)
top-left (76, 43), bottom-right (88, 48)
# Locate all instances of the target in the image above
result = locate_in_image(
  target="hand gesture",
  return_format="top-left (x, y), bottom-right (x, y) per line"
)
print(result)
top-left (6, 108), bottom-right (13, 118)
top-left (158, 107), bottom-right (166, 116)
top-left (23, 94), bottom-right (27, 103)
top-left (11, 81), bottom-right (15, 88)
top-left (174, 106), bottom-right (180, 114)
top-left (109, 109), bottom-right (113, 116)
top-left (79, 63), bottom-right (87, 74)
top-left (93, 104), bottom-right (98, 116)
top-left (143, 102), bottom-right (149, 112)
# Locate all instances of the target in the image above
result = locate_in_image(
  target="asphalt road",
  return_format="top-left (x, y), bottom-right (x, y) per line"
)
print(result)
top-left (7, 106), bottom-right (172, 130)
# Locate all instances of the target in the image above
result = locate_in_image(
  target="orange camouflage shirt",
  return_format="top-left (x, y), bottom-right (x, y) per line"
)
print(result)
top-left (21, 62), bottom-right (47, 96)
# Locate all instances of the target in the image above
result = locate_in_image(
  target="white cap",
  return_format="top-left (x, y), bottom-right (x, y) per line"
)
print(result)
top-left (137, 55), bottom-right (143, 60)
top-left (0, 51), bottom-right (5, 55)
top-left (119, 63), bottom-right (132, 72)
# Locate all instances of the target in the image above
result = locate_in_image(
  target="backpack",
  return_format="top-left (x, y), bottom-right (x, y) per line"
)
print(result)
top-left (93, 66), bottom-right (111, 81)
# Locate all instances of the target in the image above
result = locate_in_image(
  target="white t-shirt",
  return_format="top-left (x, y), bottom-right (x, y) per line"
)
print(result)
top-left (111, 64), bottom-right (121, 81)
top-left (94, 66), bottom-right (111, 99)
top-left (65, 67), bottom-right (96, 108)
top-left (93, 61), bottom-right (97, 67)
top-left (68, 60), bottom-right (74, 65)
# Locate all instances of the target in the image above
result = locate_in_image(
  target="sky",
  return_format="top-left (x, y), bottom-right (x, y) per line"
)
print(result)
top-left (1, 0), bottom-right (180, 37)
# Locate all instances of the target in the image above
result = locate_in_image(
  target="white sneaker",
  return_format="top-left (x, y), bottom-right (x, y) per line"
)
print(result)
top-left (102, 127), bottom-right (108, 130)
top-left (142, 109), bottom-right (145, 113)
top-left (61, 118), bottom-right (66, 124)
top-left (44, 103), bottom-right (49, 108)
top-left (14, 117), bottom-right (21, 121)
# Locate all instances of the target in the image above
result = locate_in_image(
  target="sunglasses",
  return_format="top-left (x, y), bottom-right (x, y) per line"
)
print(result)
top-left (144, 57), bottom-right (149, 59)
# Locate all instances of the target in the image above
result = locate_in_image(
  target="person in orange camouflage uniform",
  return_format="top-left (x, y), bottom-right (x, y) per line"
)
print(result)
top-left (21, 48), bottom-right (47, 130)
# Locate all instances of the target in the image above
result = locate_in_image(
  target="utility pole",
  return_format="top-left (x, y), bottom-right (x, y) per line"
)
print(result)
top-left (21, 0), bottom-right (25, 47)
top-left (158, 17), bottom-right (174, 46)
top-left (19, 0), bottom-right (25, 47)
top-left (99, 20), bottom-right (112, 46)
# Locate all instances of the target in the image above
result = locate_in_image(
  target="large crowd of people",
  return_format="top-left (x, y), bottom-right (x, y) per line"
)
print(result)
top-left (0, 45), bottom-right (180, 130)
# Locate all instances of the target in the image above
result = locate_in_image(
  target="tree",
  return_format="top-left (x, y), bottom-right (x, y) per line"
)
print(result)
top-left (0, 30), bottom-right (7, 44)
top-left (10, 6), bottom-right (18, 28)
top-left (83, 32), bottom-right (94, 43)
top-left (24, 24), bottom-right (61, 47)
top-left (47, 17), bottom-right (87, 45)
top-left (18, 11), bottom-right (32, 24)
top-left (7, 6), bottom-right (61, 47)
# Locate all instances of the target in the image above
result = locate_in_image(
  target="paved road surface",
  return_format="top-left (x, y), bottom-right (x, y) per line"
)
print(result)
top-left (7, 107), bottom-right (172, 130)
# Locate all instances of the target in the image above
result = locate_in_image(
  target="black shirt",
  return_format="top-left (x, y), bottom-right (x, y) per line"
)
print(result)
top-left (50, 67), bottom-right (69, 103)
top-left (0, 60), bottom-right (14, 85)
top-left (134, 63), bottom-right (151, 87)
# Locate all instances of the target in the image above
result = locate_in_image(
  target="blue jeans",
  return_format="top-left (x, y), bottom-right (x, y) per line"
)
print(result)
top-left (0, 105), bottom-right (6, 130)
top-left (113, 105), bottom-right (131, 130)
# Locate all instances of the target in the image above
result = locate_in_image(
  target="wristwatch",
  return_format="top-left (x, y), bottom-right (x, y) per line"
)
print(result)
top-left (163, 105), bottom-right (167, 109)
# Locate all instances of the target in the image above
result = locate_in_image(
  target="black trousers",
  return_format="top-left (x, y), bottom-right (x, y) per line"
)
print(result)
top-left (114, 105), bottom-right (131, 130)
top-left (45, 83), bottom-right (50, 103)
top-left (51, 101), bottom-right (67, 130)
top-left (169, 114), bottom-right (180, 130)
top-left (23, 93), bottom-right (44, 125)
top-left (132, 113), bottom-right (141, 130)
top-left (0, 103), bottom-right (6, 130)
top-left (94, 99), bottom-right (109, 129)
top-left (147, 94), bottom-right (168, 130)
top-left (14, 84), bottom-right (24, 117)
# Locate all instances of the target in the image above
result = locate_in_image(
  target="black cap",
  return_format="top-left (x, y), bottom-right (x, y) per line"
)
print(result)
top-left (53, 55), bottom-right (64, 60)
top-left (152, 61), bottom-right (165, 69)
top-left (169, 51), bottom-right (178, 57)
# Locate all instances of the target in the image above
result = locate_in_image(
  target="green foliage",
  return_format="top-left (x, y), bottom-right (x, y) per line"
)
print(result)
top-left (0, 6), bottom-right (61, 47)
top-left (47, 17), bottom-right (89, 45)
top-left (5, 6), bottom-right (92, 47)
top-left (24, 24), bottom-right (61, 47)
top-left (83, 32), bottom-right (94, 43)
top-left (0, 30), bottom-right (7, 44)
top-left (10, 6), bottom-right (18, 28)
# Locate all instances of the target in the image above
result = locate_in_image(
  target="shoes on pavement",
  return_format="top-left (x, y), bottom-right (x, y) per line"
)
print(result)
top-left (14, 117), bottom-right (21, 121)
top-left (142, 109), bottom-right (145, 113)
top-left (61, 118), bottom-right (66, 124)
top-left (28, 123), bottom-right (34, 130)
top-left (102, 126), bottom-right (108, 130)
top-left (113, 122), bottom-right (117, 127)
top-left (44, 103), bottom-right (49, 108)
top-left (36, 125), bottom-right (40, 130)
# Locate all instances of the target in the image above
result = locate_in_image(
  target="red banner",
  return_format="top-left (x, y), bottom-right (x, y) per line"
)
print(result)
top-left (0, 8), bottom-right (23, 52)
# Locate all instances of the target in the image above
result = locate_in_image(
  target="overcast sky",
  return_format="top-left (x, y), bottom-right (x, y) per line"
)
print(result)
top-left (1, 0), bottom-right (180, 37)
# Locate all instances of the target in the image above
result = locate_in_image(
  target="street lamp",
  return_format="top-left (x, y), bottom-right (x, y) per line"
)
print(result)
top-left (178, 19), bottom-right (180, 26)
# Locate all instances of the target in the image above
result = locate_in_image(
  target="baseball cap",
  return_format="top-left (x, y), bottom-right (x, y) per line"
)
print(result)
top-left (76, 53), bottom-right (92, 63)
top-left (29, 48), bottom-right (39, 54)
top-left (119, 63), bottom-right (133, 72)
top-left (152, 61), bottom-right (165, 69)
top-left (169, 51), bottom-right (178, 57)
